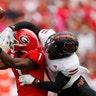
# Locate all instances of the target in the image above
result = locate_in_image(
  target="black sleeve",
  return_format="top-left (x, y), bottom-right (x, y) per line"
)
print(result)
top-left (13, 21), bottom-right (42, 36)
top-left (37, 72), bottom-right (70, 92)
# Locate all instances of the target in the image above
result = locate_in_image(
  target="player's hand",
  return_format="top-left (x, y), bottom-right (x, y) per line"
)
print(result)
top-left (0, 7), bottom-right (6, 19)
top-left (19, 74), bottom-right (35, 86)
top-left (0, 27), bottom-right (14, 52)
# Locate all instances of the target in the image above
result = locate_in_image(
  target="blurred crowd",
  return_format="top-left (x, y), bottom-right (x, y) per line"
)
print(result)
top-left (0, 0), bottom-right (96, 96)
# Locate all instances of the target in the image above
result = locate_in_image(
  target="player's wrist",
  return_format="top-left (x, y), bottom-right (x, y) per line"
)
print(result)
top-left (34, 79), bottom-right (40, 85)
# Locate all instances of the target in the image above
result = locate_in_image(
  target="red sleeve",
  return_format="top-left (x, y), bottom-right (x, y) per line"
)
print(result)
top-left (23, 50), bottom-right (45, 66)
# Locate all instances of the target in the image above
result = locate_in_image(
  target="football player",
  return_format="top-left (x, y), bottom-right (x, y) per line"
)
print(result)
top-left (1, 21), bottom-right (96, 96)
top-left (0, 28), bottom-right (48, 96)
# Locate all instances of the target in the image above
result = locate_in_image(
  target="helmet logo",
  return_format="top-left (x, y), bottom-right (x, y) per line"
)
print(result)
top-left (20, 36), bottom-right (29, 43)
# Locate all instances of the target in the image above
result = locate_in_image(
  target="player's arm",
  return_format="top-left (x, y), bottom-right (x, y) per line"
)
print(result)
top-left (0, 48), bottom-right (38, 70)
top-left (19, 72), bottom-right (70, 92)
top-left (0, 21), bottom-right (42, 53)
top-left (0, 59), bottom-right (8, 69)
top-left (10, 21), bottom-right (41, 36)
top-left (36, 72), bottom-right (70, 92)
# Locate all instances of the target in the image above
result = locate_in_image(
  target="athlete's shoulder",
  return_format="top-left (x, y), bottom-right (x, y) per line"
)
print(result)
top-left (38, 29), bottom-right (56, 46)
top-left (27, 49), bottom-right (45, 58)
top-left (68, 53), bottom-right (79, 62)
top-left (46, 53), bottom-right (80, 74)
top-left (27, 50), bottom-right (45, 65)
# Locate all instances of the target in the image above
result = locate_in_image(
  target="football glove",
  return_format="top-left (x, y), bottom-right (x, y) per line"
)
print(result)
top-left (19, 74), bottom-right (35, 86)
top-left (0, 27), bottom-right (14, 52)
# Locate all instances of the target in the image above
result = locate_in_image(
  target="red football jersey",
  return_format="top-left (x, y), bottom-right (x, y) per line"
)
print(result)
top-left (10, 50), bottom-right (48, 96)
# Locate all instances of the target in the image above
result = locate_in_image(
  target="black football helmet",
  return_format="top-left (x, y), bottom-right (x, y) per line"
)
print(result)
top-left (45, 31), bottom-right (79, 59)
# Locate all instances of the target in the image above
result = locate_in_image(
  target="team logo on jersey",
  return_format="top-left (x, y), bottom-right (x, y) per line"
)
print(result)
top-left (77, 77), bottom-right (84, 87)
top-left (53, 65), bottom-right (57, 69)
top-left (20, 36), bottom-right (29, 44)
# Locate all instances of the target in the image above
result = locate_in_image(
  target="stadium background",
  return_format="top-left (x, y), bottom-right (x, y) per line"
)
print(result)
top-left (0, 0), bottom-right (96, 96)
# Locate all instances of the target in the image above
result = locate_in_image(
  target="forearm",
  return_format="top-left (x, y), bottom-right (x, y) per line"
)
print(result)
top-left (10, 21), bottom-right (42, 36)
top-left (0, 48), bottom-right (33, 70)
top-left (19, 72), bottom-right (70, 92)
top-left (0, 48), bottom-right (15, 67)
top-left (35, 72), bottom-right (70, 92)
top-left (0, 60), bottom-right (8, 69)
top-left (37, 81), bottom-right (60, 92)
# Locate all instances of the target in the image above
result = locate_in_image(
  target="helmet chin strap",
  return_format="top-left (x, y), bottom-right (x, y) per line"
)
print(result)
top-left (9, 43), bottom-right (28, 53)
top-left (19, 50), bottom-right (28, 53)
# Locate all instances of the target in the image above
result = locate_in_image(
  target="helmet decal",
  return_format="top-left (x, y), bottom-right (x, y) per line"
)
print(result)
top-left (64, 42), bottom-right (75, 52)
top-left (11, 29), bottom-right (39, 52)
top-left (20, 36), bottom-right (29, 44)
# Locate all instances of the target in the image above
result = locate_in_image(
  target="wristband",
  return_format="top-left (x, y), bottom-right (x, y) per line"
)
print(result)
top-left (0, 48), bottom-right (2, 53)
top-left (9, 25), bottom-right (15, 31)
top-left (34, 79), bottom-right (40, 84)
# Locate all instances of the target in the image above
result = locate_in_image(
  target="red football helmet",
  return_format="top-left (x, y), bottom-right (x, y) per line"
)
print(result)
top-left (12, 29), bottom-right (39, 52)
